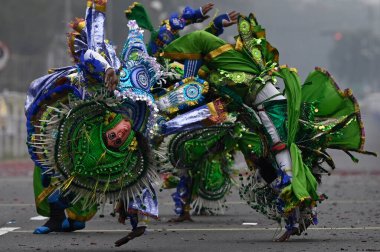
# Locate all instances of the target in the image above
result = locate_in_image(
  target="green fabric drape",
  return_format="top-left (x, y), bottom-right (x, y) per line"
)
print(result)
top-left (273, 67), bottom-right (320, 212)
top-left (33, 166), bottom-right (50, 216)
top-left (273, 67), bottom-right (302, 146)
top-left (163, 31), bottom-right (260, 75)
top-left (302, 68), bottom-right (364, 151)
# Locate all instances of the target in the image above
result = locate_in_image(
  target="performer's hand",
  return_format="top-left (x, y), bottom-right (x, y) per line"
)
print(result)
top-left (223, 11), bottom-right (239, 27)
top-left (212, 11), bottom-right (239, 35)
top-left (115, 201), bottom-right (127, 225)
top-left (200, 3), bottom-right (214, 19)
top-left (105, 68), bottom-right (118, 92)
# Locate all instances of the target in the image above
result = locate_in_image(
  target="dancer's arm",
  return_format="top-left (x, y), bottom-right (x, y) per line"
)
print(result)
top-left (204, 11), bottom-right (239, 36)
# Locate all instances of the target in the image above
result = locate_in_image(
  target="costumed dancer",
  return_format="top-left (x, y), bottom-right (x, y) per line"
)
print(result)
top-left (25, 0), bottom-right (161, 246)
top-left (125, 2), bottom-right (240, 221)
top-left (26, 0), bottom-right (120, 234)
top-left (161, 12), bottom-right (376, 240)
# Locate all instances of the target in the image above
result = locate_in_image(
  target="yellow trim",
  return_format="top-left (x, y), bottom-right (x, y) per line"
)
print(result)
top-left (95, 4), bottom-right (107, 13)
top-left (161, 52), bottom-right (203, 60)
top-left (283, 168), bottom-right (292, 173)
top-left (35, 184), bottom-right (58, 206)
top-left (279, 65), bottom-right (298, 73)
top-left (198, 68), bottom-right (208, 78)
top-left (202, 81), bottom-right (209, 93)
top-left (70, 18), bottom-right (86, 33)
top-left (235, 37), bottom-right (244, 51)
top-left (66, 208), bottom-right (97, 222)
top-left (169, 62), bottom-right (184, 70)
top-left (76, 20), bottom-right (86, 32)
top-left (256, 30), bottom-right (266, 39)
top-left (289, 67), bottom-right (298, 73)
top-left (204, 44), bottom-right (234, 61)
top-left (87, 0), bottom-right (107, 12)
top-left (124, 2), bottom-right (139, 14)
top-left (207, 102), bottom-right (217, 116)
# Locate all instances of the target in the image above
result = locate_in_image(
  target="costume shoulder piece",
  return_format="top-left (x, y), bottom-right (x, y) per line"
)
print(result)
top-left (237, 13), bottom-right (279, 69)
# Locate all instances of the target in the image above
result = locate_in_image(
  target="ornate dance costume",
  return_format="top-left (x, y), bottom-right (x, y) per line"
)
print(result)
top-left (25, 1), bottom-right (160, 243)
top-left (160, 13), bottom-right (375, 238)
top-left (126, 2), bottom-right (237, 218)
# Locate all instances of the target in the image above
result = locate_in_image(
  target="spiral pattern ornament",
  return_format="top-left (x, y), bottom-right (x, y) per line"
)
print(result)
top-left (184, 84), bottom-right (201, 101)
top-left (137, 71), bottom-right (149, 88)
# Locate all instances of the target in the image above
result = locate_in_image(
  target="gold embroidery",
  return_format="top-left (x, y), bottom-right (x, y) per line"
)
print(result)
top-left (235, 37), bottom-right (243, 51)
top-left (204, 44), bottom-right (234, 61)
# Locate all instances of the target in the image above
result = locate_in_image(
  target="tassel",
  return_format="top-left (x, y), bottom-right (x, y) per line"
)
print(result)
top-left (344, 151), bottom-right (359, 163)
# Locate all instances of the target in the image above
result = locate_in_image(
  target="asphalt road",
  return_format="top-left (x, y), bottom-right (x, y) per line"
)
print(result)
top-left (0, 164), bottom-right (380, 252)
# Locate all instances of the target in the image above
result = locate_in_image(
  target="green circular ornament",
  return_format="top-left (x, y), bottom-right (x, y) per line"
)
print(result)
top-left (239, 20), bottom-right (250, 34)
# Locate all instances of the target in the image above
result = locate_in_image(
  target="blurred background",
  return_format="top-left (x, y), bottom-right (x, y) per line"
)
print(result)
top-left (0, 0), bottom-right (379, 168)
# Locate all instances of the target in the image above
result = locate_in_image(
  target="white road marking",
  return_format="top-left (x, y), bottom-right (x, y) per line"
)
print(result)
top-left (0, 227), bottom-right (20, 236)
top-left (30, 215), bottom-right (49, 221)
top-left (9, 226), bottom-right (380, 233)
top-left (242, 222), bottom-right (258, 225)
